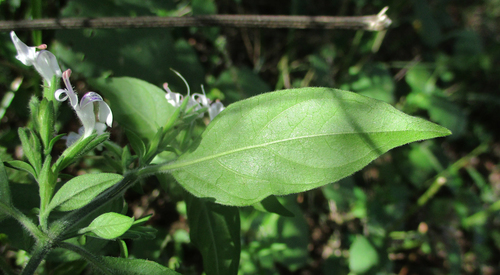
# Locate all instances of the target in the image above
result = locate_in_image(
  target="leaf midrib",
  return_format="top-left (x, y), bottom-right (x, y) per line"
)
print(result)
top-left (168, 129), bottom-right (444, 170)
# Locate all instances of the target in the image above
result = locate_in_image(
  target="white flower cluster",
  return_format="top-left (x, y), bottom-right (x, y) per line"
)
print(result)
top-left (164, 82), bottom-right (224, 121)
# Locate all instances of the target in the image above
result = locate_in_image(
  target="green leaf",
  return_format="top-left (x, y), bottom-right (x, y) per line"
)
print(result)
top-left (79, 212), bottom-right (133, 240)
top-left (252, 195), bottom-right (294, 217)
top-left (0, 156), bottom-right (11, 221)
top-left (171, 87), bottom-right (451, 206)
top-left (98, 256), bottom-right (180, 275)
top-left (48, 173), bottom-right (123, 212)
top-left (4, 161), bottom-right (36, 179)
top-left (126, 130), bottom-right (146, 160)
top-left (185, 192), bottom-right (240, 275)
top-left (52, 133), bottom-right (98, 173)
top-left (89, 77), bottom-right (176, 144)
top-left (38, 98), bottom-right (55, 152)
top-left (18, 128), bottom-right (42, 176)
top-left (349, 235), bottom-right (379, 274)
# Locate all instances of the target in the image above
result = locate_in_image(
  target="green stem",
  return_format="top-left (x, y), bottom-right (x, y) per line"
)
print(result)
top-left (20, 240), bottom-right (52, 275)
top-left (0, 253), bottom-right (17, 275)
top-left (388, 141), bottom-right (489, 232)
top-left (30, 0), bottom-right (42, 46)
top-left (58, 242), bottom-right (112, 275)
top-left (0, 202), bottom-right (45, 241)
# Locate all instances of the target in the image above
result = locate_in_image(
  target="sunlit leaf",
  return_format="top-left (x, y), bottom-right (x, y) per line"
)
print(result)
top-left (79, 212), bottom-right (133, 240)
top-left (171, 87), bottom-right (451, 206)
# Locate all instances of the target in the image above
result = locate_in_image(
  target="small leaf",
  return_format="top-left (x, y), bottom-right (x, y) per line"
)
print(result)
top-left (4, 161), bottom-right (36, 178)
top-left (98, 256), bottom-right (181, 275)
top-left (79, 212), bottom-right (133, 240)
top-left (18, 128), bottom-right (42, 176)
top-left (349, 235), bottom-right (379, 274)
top-left (252, 195), bottom-right (294, 217)
top-left (185, 192), bottom-right (240, 275)
top-left (52, 134), bottom-right (98, 173)
top-left (172, 87), bottom-right (451, 206)
top-left (47, 134), bottom-right (66, 156)
top-left (126, 130), bottom-right (146, 160)
top-left (39, 98), bottom-right (55, 152)
top-left (48, 173), bottom-right (123, 212)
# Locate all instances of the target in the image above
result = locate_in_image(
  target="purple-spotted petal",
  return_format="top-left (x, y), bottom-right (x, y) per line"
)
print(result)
top-left (80, 92), bottom-right (104, 109)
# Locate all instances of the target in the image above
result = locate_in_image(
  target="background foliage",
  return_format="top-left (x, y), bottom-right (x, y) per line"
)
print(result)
top-left (1, 0), bottom-right (499, 274)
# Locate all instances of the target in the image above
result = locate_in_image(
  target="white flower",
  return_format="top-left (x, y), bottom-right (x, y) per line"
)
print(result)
top-left (10, 31), bottom-right (62, 86)
top-left (163, 83), bottom-right (184, 108)
top-left (208, 100), bottom-right (225, 121)
top-left (162, 70), bottom-right (225, 121)
top-left (55, 69), bottom-right (113, 145)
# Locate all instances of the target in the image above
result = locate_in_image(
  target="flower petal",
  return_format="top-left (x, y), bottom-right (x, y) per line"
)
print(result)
top-left (10, 31), bottom-right (38, 66)
top-left (208, 101), bottom-right (225, 121)
top-left (97, 101), bottom-right (113, 127)
top-left (192, 93), bottom-right (211, 108)
top-left (80, 92), bottom-right (104, 109)
top-left (64, 131), bottom-right (82, 147)
top-left (163, 83), bottom-right (184, 107)
top-left (55, 89), bottom-right (69, 102)
top-left (34, 50), bottom-right (62, 85)
top-left (61, 70), bottom-right (79, 109)
top-left (78, 101), bottom-right (96, 138)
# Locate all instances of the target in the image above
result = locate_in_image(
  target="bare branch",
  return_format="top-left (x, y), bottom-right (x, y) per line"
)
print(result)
top-left (0, 8), bottom-right (391, 32)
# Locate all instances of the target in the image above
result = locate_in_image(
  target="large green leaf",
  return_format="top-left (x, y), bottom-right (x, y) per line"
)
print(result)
top-left (89, 77), bottom-right (176, 143)
top-left (185, 192), bottom-right (240, 275)
top-left (172, 87), bottom-right (451, 206)
top-left (47, 173), bottom-right (123, 212)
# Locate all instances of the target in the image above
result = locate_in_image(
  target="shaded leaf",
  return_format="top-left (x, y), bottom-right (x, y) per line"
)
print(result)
top-left (89, 77), bottom-right (175, 144)
top-left (252, 195), bottom-right (294, 217)
top-left (97, 256), bottom-right (180, 275)
top-left (48, 173), bottom-right (123, 212)
top-left (0, 156), bottom-right (11, 221)
top-left (185, 192), bottom-right (240, 275)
